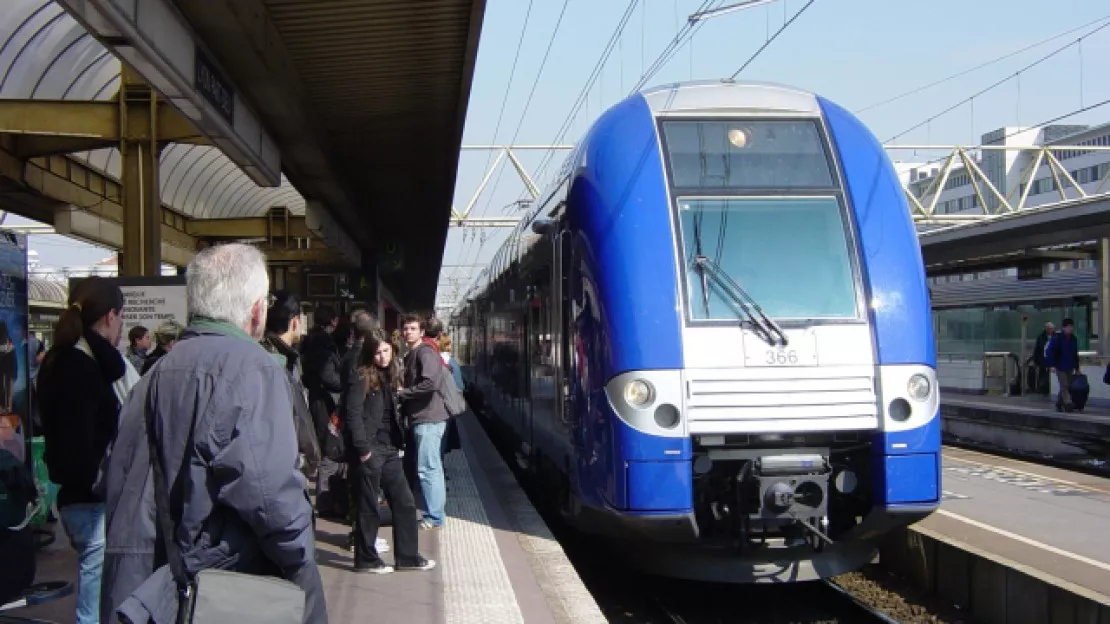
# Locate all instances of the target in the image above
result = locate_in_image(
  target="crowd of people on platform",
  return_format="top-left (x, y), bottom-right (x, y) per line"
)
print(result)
top-left (18, 242), bottom-right (467, 623)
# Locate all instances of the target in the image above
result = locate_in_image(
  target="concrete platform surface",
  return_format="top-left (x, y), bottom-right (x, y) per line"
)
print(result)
top-left (943, 393), bottom-right (1110, 421)
top-left (935, 446), bottom-right (1110, 599)
top-left (4, 412), bottom-right (603, 624)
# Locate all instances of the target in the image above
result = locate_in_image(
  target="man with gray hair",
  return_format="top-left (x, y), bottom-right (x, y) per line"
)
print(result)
top-left (97, 243), bottom-right (328, 623)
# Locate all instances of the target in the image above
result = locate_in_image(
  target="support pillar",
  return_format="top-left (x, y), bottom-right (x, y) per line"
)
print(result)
top-left (1101, 238), bottom-right (1110, 356)
top-left (118, 65), bottom-right (163, 277)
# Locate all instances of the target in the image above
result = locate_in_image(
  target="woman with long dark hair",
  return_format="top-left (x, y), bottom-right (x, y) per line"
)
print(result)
top-left (37, 276), bottom-right (138, 624)
top-left (343, 329), bottom-right (434, 574)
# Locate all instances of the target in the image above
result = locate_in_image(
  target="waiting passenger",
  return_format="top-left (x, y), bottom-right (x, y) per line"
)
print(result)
top-left (437, 333), bottom-right (465, 392)
top-left (302, 305), bottom-right (346, 519)
top-left (262, 290), bottom-right (321, 479)
top-left (346, 330), bottom-right (434, 573)
top-left (139, 320), bottom-right (184, 375)
top-left (37, 277), bottom-right (137, 624)
top-left (340, 309), bottom-right (387, 554)
top-left (1046, 318), bottom-right (1080, 412)
top-left (125, 325), bottom-right (150, 371)
top-left (399, 315), bottom-right (450, 530)
top-left (437, 333), bottom-right (464, 459)
top-left (98, 243), bottom-right (327, 623)
top-left (1030, 321), bottom-right (1055, 395)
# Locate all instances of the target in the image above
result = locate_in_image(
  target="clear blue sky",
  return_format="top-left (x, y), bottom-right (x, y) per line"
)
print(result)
top-left (21, 0), bottom-right (1110, 305)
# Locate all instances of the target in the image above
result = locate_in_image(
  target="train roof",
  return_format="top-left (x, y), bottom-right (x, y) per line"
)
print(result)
top-left (641, 79), bottom-right (821, 117)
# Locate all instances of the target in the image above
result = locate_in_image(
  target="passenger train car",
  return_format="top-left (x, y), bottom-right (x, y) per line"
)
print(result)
top-left (450, 80), bottom-right (940, 583)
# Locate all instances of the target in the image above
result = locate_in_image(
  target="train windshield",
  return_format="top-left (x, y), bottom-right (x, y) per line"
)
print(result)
top-left (662, 119), bottom-right (859, 321)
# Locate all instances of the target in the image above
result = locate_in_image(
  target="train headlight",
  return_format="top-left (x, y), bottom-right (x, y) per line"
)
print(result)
top-left (623, 379), bottom-right (655, 408)
top-left (907, 374), bottom-right (931, 401)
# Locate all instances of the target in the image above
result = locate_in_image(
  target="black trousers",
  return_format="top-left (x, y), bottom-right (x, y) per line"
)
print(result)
top-left (352, 449), bottom-right (420, 566)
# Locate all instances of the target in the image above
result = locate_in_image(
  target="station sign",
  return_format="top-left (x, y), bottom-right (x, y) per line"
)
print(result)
top-left (194, 48), bottom-right (234, 124)
top-left (54, 0), bottom-right (281, 187)
top-left (69, 276), bottom-right (188, 359)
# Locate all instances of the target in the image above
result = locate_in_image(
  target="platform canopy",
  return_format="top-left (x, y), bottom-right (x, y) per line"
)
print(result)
top-left (1, 0), bottom-right (487, 309)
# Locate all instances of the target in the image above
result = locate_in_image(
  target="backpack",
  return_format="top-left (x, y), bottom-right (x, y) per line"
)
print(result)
top-left (439, 367), bottom-right (468, 418)
top-left (0, 448), bottom-right (35, 531)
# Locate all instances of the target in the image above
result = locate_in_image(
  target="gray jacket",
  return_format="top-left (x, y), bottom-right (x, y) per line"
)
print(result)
top-left (400, 343), bottom-right (449, 427)
top-left (97, 317), bottom-right (327, 624)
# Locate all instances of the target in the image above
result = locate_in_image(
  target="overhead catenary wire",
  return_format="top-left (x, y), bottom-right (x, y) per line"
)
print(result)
top-left (450, 0), bottom-right (572, 282)
top-left (537, 0), bottom-right (719, 189)
top-left (885, 19), bottom-right (1110, 144)
top-left (469, 0), bottom-right (572, 220)
top-left (530, 0), bottom-right (641, 184)
top-left (855, 13), bottom-right (1110, 115)
top-left (454, 1), bottom-right (640, 303)
top-left (727, 0), bottom-right (816, 80)
top-left (458, 0), bottom-right (572, 275)
top-left (447, 0), bottom-right (535, 288)
top-left (883, 96), bottom-right (1110, 181)
top-left (627, 0), bottom-right (718, 96)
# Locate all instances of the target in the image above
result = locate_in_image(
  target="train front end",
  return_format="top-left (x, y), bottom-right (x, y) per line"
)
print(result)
top-left (570, 81), bottom-right (940, 582)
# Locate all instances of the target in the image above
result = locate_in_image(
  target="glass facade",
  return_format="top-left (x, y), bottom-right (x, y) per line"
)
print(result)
top-left (933, 303), bottom-right (1091, 357)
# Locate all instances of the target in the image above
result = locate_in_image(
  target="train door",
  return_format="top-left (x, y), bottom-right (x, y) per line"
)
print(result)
top-left (556, 227), bottom-right (579, 444)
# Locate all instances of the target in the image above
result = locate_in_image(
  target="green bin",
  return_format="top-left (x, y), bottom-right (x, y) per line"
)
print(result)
top-left (29, 436), bottom-right (58, 526)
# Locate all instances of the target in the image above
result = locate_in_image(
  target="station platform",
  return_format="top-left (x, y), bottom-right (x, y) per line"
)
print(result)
top-left (928, 446), bottom-right (1110, 600)
top-left (943, 392), bottom-right (1110, 419)
top-left (941, 393), bottom-right (1110, 459)
top-left (6, 412), bottom-right (604, 624)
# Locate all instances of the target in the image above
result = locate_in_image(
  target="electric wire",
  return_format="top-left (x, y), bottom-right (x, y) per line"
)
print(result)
top-left (447, 1), bottom-right (535, 289)
top-left (530, 0), bottom-right (640, 184)
top-left (885, 19), bottom-right (1110, 144)
top-left (454, 0), bottom-right (574, 279)
top-left (727, 0), bottom-right (816, 80)
top-left (856, 13), bottom-right (1110, 114)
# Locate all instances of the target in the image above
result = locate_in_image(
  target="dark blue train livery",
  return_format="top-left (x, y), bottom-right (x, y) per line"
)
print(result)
top-left (450, 80), bottom-right (940, 583)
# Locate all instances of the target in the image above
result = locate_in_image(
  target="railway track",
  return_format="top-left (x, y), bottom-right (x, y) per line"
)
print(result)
top-left (624, 577), bottom-right (900, 624)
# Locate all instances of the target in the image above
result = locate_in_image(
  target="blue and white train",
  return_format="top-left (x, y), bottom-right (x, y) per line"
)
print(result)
top-left (450, 80), bottom-right (940, 583)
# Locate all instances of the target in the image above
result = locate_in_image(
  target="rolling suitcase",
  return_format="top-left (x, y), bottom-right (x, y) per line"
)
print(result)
top-left (1069, 373), bottom-right (1090, 411)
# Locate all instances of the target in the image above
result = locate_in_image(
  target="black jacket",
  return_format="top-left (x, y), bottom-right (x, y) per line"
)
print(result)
top-left (339, 338), bottom-right (362, 393)
top-left (37, 330), bottom-right (125, 507)
top-left (344, 375), bottom-right (405, 459)
top-left (300, 327), bottom-right (343, 459)
top-left (262, 333), bottom-right (321, 476)
top-left (140, 345), bottom-right (167, 375)
top-left (1033, 331), bottom-right (1052, 367)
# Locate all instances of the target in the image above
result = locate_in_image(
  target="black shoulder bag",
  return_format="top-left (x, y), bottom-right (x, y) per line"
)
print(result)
top-left (143, 387), bottom-right (306, 624)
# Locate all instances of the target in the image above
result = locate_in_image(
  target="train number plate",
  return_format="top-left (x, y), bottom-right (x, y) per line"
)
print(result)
top-left (743, 332), bottom-right (818, 367)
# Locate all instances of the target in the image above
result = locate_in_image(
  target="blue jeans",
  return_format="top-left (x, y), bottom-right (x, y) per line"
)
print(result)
top-left (59, 503), bottom-right (105, 624)
top-left (413, 421), bottom-right (448, 527)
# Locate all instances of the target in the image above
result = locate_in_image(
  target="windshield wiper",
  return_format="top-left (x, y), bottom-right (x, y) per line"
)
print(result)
top-left (693, 254), bottom-right (789, 347)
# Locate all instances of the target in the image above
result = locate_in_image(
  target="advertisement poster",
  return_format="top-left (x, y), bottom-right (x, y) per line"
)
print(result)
top-left (67, 276), bottom-right (187, 358)
top-left (0, 232), bottom-right (28, 463)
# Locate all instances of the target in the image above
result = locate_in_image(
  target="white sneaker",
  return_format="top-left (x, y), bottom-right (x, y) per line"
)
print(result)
top-left (376, 537), bottom-right (390, 553)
